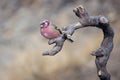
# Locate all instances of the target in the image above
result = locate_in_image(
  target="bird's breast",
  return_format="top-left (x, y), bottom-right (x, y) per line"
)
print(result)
top-left (40, 28), bottom-right (60, 39)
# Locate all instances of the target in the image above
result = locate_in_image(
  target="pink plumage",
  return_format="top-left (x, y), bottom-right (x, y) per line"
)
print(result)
top-left (40, 20), bottom-right (60, 39)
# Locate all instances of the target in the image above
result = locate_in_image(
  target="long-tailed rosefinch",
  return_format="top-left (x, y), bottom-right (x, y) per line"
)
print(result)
top-left (40, 20), bottom-right (73, 42)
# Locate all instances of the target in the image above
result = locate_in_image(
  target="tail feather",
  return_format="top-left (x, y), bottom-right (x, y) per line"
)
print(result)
top-left (52, 24), bottom-right (62, 34)
top-left (52, 24), bottom-right (74, 43)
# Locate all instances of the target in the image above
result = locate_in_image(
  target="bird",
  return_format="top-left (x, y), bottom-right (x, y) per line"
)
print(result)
top-left (40, 20), bottom-right (73, 42)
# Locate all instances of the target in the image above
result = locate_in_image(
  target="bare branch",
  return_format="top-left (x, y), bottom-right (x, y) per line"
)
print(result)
top-left (42, 5), bottom-right (114, 80)
top-left (43, 34), bottom-right (65, 56)
top-left (73, 5), bottom-right (114, 80)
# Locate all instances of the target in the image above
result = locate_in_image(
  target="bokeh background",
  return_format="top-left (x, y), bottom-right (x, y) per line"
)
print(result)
top-left (0, 0), bottom-right (120, 80)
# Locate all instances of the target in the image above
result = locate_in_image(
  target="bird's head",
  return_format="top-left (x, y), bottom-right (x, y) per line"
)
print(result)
top-left (40, 20), bottom-right (50, 28)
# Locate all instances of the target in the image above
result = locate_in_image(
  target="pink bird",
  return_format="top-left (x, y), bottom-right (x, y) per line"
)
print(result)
top-left (40, 20), bottom-right (60, 39)
top-left (40, 20), bottom-right (73, 42)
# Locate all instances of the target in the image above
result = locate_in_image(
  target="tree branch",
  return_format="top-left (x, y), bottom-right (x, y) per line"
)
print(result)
top-left (42, 5), bottom-right (114, 80)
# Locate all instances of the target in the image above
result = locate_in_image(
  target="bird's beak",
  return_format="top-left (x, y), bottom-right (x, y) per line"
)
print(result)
top-left (40, 22), bottom-right (44, 28)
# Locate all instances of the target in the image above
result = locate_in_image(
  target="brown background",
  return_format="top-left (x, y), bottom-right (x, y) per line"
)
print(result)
top-left (0, 0), bottom-right (120, 80)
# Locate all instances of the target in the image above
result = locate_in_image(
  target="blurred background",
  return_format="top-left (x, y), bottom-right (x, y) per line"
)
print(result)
top-left (0, 0), bottom-right (120, 80)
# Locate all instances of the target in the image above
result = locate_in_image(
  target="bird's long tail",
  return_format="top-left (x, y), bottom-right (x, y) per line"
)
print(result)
top-left (53, 24), bottom-right (74, 43)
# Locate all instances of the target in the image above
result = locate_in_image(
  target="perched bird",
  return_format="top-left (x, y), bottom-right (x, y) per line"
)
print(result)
top-left (40, 20), bottom-right (60, 39)
top-left (40, 20), bottom-right (73, 42)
